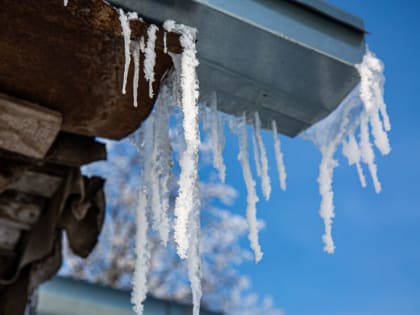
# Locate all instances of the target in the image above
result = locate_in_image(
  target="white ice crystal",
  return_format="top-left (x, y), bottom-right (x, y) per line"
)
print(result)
top-left (163, 32), bottom-right (168, 54)
top-left (132, 41), bottom-right (141, 108)
top-left (237, 115), bottom-right (263, 262)
top-left (144, 25), bottom-right (159, 98)
top-left (131, 187), bottom-right (150, 315)
top-left (202, 93), bottom-right (226, 182)
top-left (118, 10), bottom-right (137, 95)
top-left (254, 112), bottom-right (271, 200)
top-left (342, 133), bottom-right (366, 187)
top-left (251, 124), bottom-right (262, 178)
top-left (272, 120), bottom-right (287, 191)
top-left (114, 7), bottom-right (391, 312)
top-left (151, 88), bottom-right (172, 244)
top-left (164, 20), bottom-right (202, 315)
top-left (303, 48), bottom-right (391, 253)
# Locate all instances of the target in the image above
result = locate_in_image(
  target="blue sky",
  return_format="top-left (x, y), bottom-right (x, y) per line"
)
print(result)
top-left (221, 1), bottom-right (420, 315)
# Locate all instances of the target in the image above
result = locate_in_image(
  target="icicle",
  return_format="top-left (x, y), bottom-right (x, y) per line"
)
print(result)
top-left (164, 21), bottom-right (202, 315)
top-left (271, 120), bottom-right (287, 191)
top-left (360, 115), bottom-right (381, 193)
top-left (254, 112), bottom-right (271, 200)
top-left (164, 21), bottom-right (201, 260)
top-left (140, 36), bottom-right (145, 53)
top-left (302, 89), bottom-right (360, 253)
top-left (342, 134), bottom-right (366, 188)
top-left (163, 32), bottom-right (168, 54)
top-left (237, 114), bottom-right (263, 262)
top-left (303, 46), bottom-right (391, 253)
top-left (64, 0), bottom-right (68, 6)
top-left (118, 9), bottom-right (132, 95)
top-left (132, 41), bottom-right (141, 108)
top-left (317, 146), bottom-right (337, 254)
top-left (151, 88), bottom-right (172, 244)
top-left (144, 25), bottom-right (159, 98)
top-left (209, 93), bottom-right (226, 182)
top-left (251, 124), bottom-right (262, 177)
top-left (187, 185), bottom-right (202, 315)
top-left (356, 49), bottom-right (391, 155)
top-left (131, 187), bottom-right (150, 315)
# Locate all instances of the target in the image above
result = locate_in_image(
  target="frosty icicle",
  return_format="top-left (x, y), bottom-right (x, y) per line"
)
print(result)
top-left (237, 114), bottom-right (263, 262)
top-left (342, 134), bottom-right (367, 188)
top-left (144, 25), bottom-right (159, 98)
top-left (131, 187), bottom-right (150, 315)
top-left (118, 10), bottom-right (135, 95)
top-left (118, 8), bottom-right (145, 107)
top-left (151, 88), bottom-right (172, 245)
top-left (254, 112), bottom-right (271, 200)
top-left (272, 120), bottom-right (287, 191)
top-left (203, 93), bottom-right (226, 183)
top-left (251, 124), bottom-right (262, 177)
top-left (357, 49), bottom-right (391, 155)
top-left (164, 20), bottom-right (200, 259)
top-left (132, 41), bottom-right (141, 108)
top-left (163, 32), bottom-right (168, 54)
top-left (187, 185), bottom-right (202, 315)
top-left (303, 47), bottom-right (391, 253)
top-left (164, 20), bottom-right (202, 315)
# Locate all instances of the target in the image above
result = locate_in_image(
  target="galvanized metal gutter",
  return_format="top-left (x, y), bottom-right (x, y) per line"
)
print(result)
top-left (37, 277), bottom-right (222, 315)
top-left (109, 0), bottom-right (366, 136)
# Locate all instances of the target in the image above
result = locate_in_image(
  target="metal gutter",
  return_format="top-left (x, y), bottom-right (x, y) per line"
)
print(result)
top-left (108, 0), bottom-right (366, 136)
top-left (37, 277), bottom-right (222, 315)
top-left (287, 0), bottom-right (365, 33)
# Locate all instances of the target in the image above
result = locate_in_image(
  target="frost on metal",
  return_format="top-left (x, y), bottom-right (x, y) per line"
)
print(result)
top-left (302, 48), bottom-right (391, 253)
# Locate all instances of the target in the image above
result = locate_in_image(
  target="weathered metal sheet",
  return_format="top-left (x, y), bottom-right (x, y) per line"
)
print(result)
top-left (0, 0), bottom-right (181, 140)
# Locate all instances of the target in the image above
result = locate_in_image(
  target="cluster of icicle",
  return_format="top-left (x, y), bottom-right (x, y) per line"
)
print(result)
top-left (117, 10), bottom-right (203, 315)
top-left (303, 48), bottom-right (391, 253)
top-left (116, 5), bottom-right (391, 314)
top-left (117, 9), bottom-right (289, 315)
top-left (118, 6), bottom-right (391, 313)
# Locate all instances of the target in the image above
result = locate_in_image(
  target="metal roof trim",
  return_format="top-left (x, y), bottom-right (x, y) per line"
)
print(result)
top-left (287, 0), bottom-right (365, 33)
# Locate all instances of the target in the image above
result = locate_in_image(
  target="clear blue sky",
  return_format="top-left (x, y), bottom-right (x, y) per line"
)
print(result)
top-left (220, 1), bottom-right (420, 315)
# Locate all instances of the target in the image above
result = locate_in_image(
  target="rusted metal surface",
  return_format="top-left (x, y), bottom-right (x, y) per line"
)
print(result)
top-left (0, 0), bottom-right (185, 312)
top-left (0, 0), bottom-right (181, 140)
